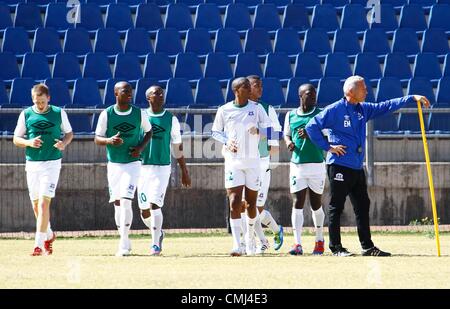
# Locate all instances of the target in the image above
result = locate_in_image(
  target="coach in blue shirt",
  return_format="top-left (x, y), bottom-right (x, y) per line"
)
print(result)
top-left (305, 75), bottom-right (430, 257)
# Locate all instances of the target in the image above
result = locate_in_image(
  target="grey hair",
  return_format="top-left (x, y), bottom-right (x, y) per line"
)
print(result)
top-left (343, 75), bottom-right (365, 95)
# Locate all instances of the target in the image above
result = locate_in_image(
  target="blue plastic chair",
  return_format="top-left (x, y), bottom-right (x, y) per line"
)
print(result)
top-left (234, 52), bottom-right (263, 77)
top-left (340, 4), bottom-right (368, 35)
top-left (332, 28), bottom-right (361, 59)
top-left (44, 3), bottom-right (75, 36)
top-left (214, 28), bottom-right (243, 59)
top-left (144, 53), bottom-right (173, 82)
top-left (174, 52), bottom-right (203, 84)
top-left (124, 28), bottom-right (153, 59)
top-left (52, 52), bottom-right (82, 82)
top-left (44, 78), bottom-right (72, 107)
top-left (135, 3), bottom-right (164, 37)
top-left (2, 27), bottom-right (32, 58)
top-left (72, 78), bottom-right (102, 107)
top-left (285, 77), bottom-right (309, 108)
top-left (407, 77), bottom-right (436, 106)
top-left (311, 4), bottom-right (339, 35)
top-left (376, 77), bottom-right (403, 102)
top-left (317, 77), bottom-right (342, 107)
top-left (10, 78), bottom-right (36, 106)
top-left (21, 52), bottom-right (51, 81)
top-left (264, 52), bottom-right (293, 83)
top-left (0, 52), bottom-right (20, 84)
top-left (33, 27), bottom-right (62, 58)
top-left (114, 53), bottom-right (143, 82)
top-left (362, 29), bottom-right (391, 59)
top-left (185, 28), bottom-right (214, 59)
top-left (323, 52), bottom-right (352, 80)
top-left (429, 4), bottom-right (450, 32)
top-left (195, 3), bottom-right (223, 33)
top-left (154, 28), bottom-right (184, 60)
top-left (195, 78), bottom-right (225, 107)
top-left (421, 29), bottom-right (450, 57)
top-left (94, 28), bottom-right (123, 60)
top-left (0, 81), bottom-right (9, 106)
top-left (244, 28), bottom-right (273, 57)
top-left (63, 28), bottom-right (93, 58)
top-left (165, 3), bottom-right (193, 35)
top-left (224, 3), bottom-right (253, 38)
top-left (383, 52), bottom-right (412, 85)
top-left (83, 52), bottom-right (113, 86)
top-left (78, 3), bottom-right (104, 36)
top-left (165, 78), bottom-right (195, 107)
top-left (353, 52), bottom-right (382, 85)
top-left (294, 52), bottom-right (322, 81)
top-left (274, 28), bottom-right (302, 59)
top-left (282, 4), bottom-right (310, 33)
top-left (134, 78), bottom-right (160, 107)
top-left (261, 77), bottom-right (285, 106)
top-left (413, 53), bottom-right (442, 85)
top-left (14, 3), bottom-right (43, 32)
top-left (204, 52), bottom-right (233, 84)
top-left (105, 3), bottom-right (133, 36)
top-left (392, 28), bottom-right (420, 61)
top-left (303, 28), bottom-right (332, 59)
top-left (253, 4), bottom-right (282, 37)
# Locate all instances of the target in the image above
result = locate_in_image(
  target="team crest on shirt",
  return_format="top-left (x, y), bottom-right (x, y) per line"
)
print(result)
top-left (343, 115), bottom-right (351, 128)
top-left (49, 183), bottom-right (56, 189)
top-left (357, 112), bottom-right (364, 120)
top-left (334, 173), bottom-right (344, 182)
top-left (128, 184), bottom-right (135, 191)
top-left (248, 111), bottom-right (254, 116)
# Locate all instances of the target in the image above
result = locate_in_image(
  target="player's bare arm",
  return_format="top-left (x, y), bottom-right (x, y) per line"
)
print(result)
top-left (53, 131), bottom-right (73, 151)
top-left (129, 129), bottom-right (153, 158)
top-left (173, 143), bottom-right (191, 188)
top-left (13, 135), bottom-right (43, 148)
top-left (94, 132), bottom-right (123, 146)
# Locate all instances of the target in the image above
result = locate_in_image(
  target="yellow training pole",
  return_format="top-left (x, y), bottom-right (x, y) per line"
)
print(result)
top-left (416, 98), bottom-right (441, 257)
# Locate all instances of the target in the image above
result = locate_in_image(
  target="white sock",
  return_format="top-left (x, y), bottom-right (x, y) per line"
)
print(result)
top-left (150, 208), bottom-right (163, 247)
top-left (119, 199), bottom-right (133, 250)
top-left (312, 206), bottom-right (325, 241)
top-left (254, 212), bottom-right (267, 244)
top-left (141, 212), bottom-right (152, 229)
top-left (114, 205), bottom-right (121, 230)
top-left (35, 232), bottom-right (46, 248)
top-left (260, 209), bottom-right (280, 234)
top-left (246, 215), bottom-right (257, 251)
top-left (46, 222), bottom-right (53, 239)
top-left (229, 218), bottom-right (242, 250)
top-left (240, 212), bottom-right (247, 243)
top-left (291, 208), bottom-right (304, 245)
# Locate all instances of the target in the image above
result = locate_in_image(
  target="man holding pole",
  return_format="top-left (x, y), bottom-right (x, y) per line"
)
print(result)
top-left (305, 75), bottom-right (430, 257)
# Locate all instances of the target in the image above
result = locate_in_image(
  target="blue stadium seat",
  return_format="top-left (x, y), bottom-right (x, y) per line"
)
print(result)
top-left (67, 114), bottom-right (94, 135)
top-left (365, 84), bottom-right (375, 102)
top-left (324, 52), bottom-right (352, 80)
top-left (261, 77), bottom-right (285, 107)
top-left (195, 3), bottom-right (223, 33)
top-left (264, 0), bottom-right (291, 7)
top-left (370, 4), bottom-right (398, 34)
top-left (322, 0), bottom-right (349, 9)
top-left (224, 3), bottom-right (253, 37)
top-left (409, 0), bottom-right (436, 11)
top-left (204, 52), bottom-right (233, 84)
top-left (33, 27), bottom-right (62, 58)
top-left (392, 28), bottom-right (420, 61)
top-left (78, 3), bottom-right (104, 36)
top-left (311, 4), bottom-right (339, 35)
top-left (214, 28), bottom-right (243, 59)
top-left (117, 0), bottom-right (147, 12)
top-left (165, 78), bottom-right (195, 107)
top-left (52, 52), bottom-right (82, 82)
top-left (303, 28), bottom-right (332, 59)
top-left (234, 52), bottom-right (263, 77)
top-left (371, 0), bottom-right (406, 11)
top-left (165, 3), bottom-right (193, 35)
top-left (144, 53), bottom-right (173, 82)
top-left (413, 53), bottom-right (442, 85)
top-left (373, 114), bottom-right (400, 134)
top-left (293, 0), bottom-right (320, 12)
top-left (243, 28), bottom-right (273, 57)
top-left (176, 0), bottom-right (204, 13)
top-left (253, 4), bottom-right (282, 37)
top-left (285, 77), bottom-right (309, 108)
top-left (185, 28), bottom-right (214, 59)
top-left (2, 27), bottom-right (32, 58)
top-left (114, 53), bottom-right (143, 82)
top-left (362, 29), bottom-right (391, 59)
top-left (294, 52), bottom-right (322, 81)
top-left (376, 77), bottom-right (403, 102)
top-left (44, 78), bottom-right (72, 107)
top-left (72, 78), bottom-right (102, 107)
top-left (399, 4), bottom-right (427, 34)
top-left (154, 28), bottom-right (184, 60)
top-left (103, 78), bottom-right (121, 106)
top-left (264, 52), bottom-right (292, 85)
top-left (407, 77), bottom-right (436, 106)
top-left (44, 3), bottom-right (74, 36)
top-left (225, 78), bottom-right (234, 102)
top-left (429, 4), bottom-right (450, 32)
top-left (383, 52), bottom-right (412, 85)
top-left (428, 112), bottom-right (450, 133)
top-left (10, 78), bottom-right (36, 106)
top-left (134, 78), bottom-right (160, 107)
top-left (124, 28), bottom-right (153, 59)
top-left (105, 3), bottom-right (133, 36)
top-left (195, 78), bottom-right (225, 107)
top-left (0, 3), bottom-right (13, 36)
top-left (0, 52), bottom-right (20, 84)
top-left (0, 113), bottom-right (20, 135)
top-left (174, 52), bottom-right (203, 84)
top-left (282, 4), bottom-right (310, 33)
top-left (21, 52), bottom-right (51, 81)
top-left (353, 52), bottom-right (382, 85)
top-left (421, 29), bottom-right (450, 57)
top-left (135, 3), bottom-right (164, 37)
top-left (398, 112), bottom-right (423, 133)
top-left (332, 28), bottom-right (361, 59)
top-left (274, 28), bottom-right (302, 59)
top-left (83, 52), bottom-right (112, 86)
top-left (317, 77), bottom-right (342, 107)
top-left (63, 28), bottom-right (93, 58)
top-left (444, 53), bottom-right (450, 76)
top-left (94, 28), bottom-right (123, 60)
top-left (0, 81), bottom-right (9, 106)
top-left (235, 0), bottom-right (261, 13)
top-left (86, 0), bottom-right (115, 12)
top-left (205, 0), bottom-right (231, 13)
top-left (14, 3), bottom-right (43, 32)
top-left (340, 4), bottom-right (368, 35)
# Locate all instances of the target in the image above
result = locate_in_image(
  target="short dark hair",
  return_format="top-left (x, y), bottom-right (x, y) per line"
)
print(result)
top-left (232, 77), bottom-right (250, 92)
top-left (31, 83), bottom-right (49, 97)
top-left (246, 75), bottom-right (261, 82)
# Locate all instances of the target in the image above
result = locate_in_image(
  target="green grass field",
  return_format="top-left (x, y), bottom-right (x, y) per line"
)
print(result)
top-left (1, 232), bottom-right (450, 288)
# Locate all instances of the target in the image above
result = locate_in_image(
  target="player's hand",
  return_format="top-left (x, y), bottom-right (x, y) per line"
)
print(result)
top-left (298, 128), bottom-right (309, 139)
top-left (109, 132), bottom-right (123, 146)
top-left (248, 126), bottom-right (259, 135)
top-left (181, 169), bottom-right (191, 188)
top-left (286, 141), bottom-right (295, 152)
top-left (413, 95), bottom-right (431, 108)
top-left (53, 139), bottom-right (66, 151)
top-left (28, 136), bottom-right (43, 148)
top-left (329, 145), bottom-right (347, 156)
top-left (129, 146), bottom-right (142, 158)
top-left (227, 140), bottom-right (238, 153)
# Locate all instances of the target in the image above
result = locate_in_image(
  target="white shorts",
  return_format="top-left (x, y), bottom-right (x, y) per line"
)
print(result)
top-left (257, 156), bottom-right (271, 207)
top-left (26, 159), bottom-right (61, 201)
top-left (224, 165), bottom-right (261, 192)
top-left (137, 165), bottom-right (171, 209)
top-left (107, 161), bottom-right (141, 203)
top-left (289, 162), bottom-right (326, 194)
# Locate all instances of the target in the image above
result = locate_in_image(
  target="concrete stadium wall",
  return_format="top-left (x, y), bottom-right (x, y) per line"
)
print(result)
top-left (1, 162), bottom-right (449, 232)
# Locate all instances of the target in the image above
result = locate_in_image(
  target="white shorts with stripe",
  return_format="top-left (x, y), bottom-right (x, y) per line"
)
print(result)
top-left (289, 162), bottom-right (326, 194)
top-left (137, 165), bottom-right (171, 209)
top-left (26, 159), bottom-right (61, 201)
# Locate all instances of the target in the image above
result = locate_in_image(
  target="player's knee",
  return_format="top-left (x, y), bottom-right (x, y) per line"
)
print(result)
top-left (141, 209), bottom-right (151, 219)
top-left (151, 203), bottom-right (161, 211)
top-left (114, 200), bottom-right (120, 206)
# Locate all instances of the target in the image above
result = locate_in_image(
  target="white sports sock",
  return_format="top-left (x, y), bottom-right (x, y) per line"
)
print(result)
top-left (119, 199), bottom-right (133, 250)
top-left (291, 208), bottom-right (304, 245)
top-left (229, 218), bottom-right (242, 250)
top-left (46, 222), bottom-right (53, 240)
top-left (150, 208), bottom-right (163, 247)
top-left (260, 209), bottom-right (280, 234)
top-left (114, 205), bottom-right (121, 230)
top-left (240, 212), bottom-right (247, 243)
top-left (34, 232), bottom-right (46, 248)
top-left (254, 213), bottom-right (267, 244)
top-left (246, 215), bottom-right (257, 253)
top-left (141, 212), bottom-right (152, 229)
top-left (312, 206), bottom-right (325, 241)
